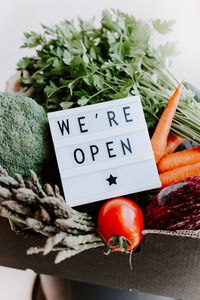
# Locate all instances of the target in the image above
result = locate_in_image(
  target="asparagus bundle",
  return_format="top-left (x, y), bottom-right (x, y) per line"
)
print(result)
top-left (0, 166), bottom-right (104, 263)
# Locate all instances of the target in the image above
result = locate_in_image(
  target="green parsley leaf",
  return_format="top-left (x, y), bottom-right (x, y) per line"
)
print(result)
top-left (63, 50), bottom-right (73, 65)
top-left (77, 97), bottom-right (89, 106)
top-left (158, 42), bottom-right (179, 58)
top-left (60, 101), bottom-right (74, 109)
top-left (152, 19), bottom-right (176, 34)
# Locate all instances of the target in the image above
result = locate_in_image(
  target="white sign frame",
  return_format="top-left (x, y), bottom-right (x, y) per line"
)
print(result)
top-left (48, 96), bottom-right (161, 206)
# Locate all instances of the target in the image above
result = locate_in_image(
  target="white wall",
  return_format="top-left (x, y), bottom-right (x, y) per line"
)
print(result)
top-left (0, 0), bottom-right (200, 89)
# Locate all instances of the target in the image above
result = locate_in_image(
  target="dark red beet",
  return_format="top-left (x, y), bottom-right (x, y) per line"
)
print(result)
top-left (144, 177), bottom-right (200, 230)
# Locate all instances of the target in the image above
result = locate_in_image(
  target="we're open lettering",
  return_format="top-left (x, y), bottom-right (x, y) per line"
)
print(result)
top-left (48, 97), bottom-right (161, 206)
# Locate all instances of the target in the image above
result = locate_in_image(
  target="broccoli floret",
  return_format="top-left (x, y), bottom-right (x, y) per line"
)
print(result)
top-left (0, 92), bottom-right (51, 177)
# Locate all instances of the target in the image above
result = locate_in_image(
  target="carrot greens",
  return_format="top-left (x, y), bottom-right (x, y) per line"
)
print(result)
top-left (17, 9), bottom-right (200, 145)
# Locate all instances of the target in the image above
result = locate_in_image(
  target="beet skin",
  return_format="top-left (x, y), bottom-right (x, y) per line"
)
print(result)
top-left (145, 176), bottom-right (200, 230)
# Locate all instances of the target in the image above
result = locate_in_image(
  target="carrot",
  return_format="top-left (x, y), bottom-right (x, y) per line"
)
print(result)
top-left (151, 81), bottom-right (183, 163)
top-left (158, 147), bottom-right (200, 173)
top-left (160, 162), bottom-right (200, 188)
top-left (164, 134), bottom-right (184, 155)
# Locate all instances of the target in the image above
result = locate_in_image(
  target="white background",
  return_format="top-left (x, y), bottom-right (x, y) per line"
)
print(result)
top-left (0, 0), bottom-right (200, 299)
top-left (0, 0), bottom-right (200, 91)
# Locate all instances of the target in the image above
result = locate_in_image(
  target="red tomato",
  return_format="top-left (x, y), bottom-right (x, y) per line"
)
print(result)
top-left (97, 197), bottom-right (143, 251)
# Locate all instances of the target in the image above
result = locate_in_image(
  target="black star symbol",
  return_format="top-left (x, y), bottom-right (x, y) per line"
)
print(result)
top-left (106, 174), bottom-right (117, 186)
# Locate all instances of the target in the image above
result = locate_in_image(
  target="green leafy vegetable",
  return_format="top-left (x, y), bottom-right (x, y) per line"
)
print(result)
top-left (152, 19), bottom-right (176, 34)
top-left (17, 9), bottom-right (200, 145)
top-left (158, 42), bottom-right (179, 58)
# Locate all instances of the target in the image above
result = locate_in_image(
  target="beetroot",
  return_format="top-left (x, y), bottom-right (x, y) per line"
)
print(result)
top-left (144, 176), bottom-right (200, 230)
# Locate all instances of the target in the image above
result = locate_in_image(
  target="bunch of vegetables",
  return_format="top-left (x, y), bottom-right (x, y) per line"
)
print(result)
top-left (144, 82), bottom-right (200, 231)
top-left (0, 84), bottom-right (199, 261)
top-left (0, 92), bottom-right (144, 259)
top-left (0, 164), bottom-right (144, 263)
top-left (16, 9), bottom-right (200, 145)
top-left (0, 9), bottom-right (200, 263)
top-left (151, 81), bottom-right (200, 187)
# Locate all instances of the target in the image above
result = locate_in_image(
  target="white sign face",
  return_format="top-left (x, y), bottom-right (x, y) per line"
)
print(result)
top-left (48, 96), bottom-right (161, 206)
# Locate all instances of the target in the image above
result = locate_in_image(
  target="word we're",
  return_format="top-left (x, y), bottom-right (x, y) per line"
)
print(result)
top-left (57, 105), bottom-right (133, 137)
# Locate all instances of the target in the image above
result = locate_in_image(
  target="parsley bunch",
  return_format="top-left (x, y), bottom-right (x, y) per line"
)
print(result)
top-left (17, 9), bottom-right (200, 144)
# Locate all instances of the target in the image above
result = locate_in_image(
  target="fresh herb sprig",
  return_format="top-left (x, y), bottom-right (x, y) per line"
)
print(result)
top-left (17, 9), bottom-right (200, 144)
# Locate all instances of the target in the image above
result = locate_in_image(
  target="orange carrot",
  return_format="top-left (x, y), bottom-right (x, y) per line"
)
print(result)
top-left (158, 147), bottom-right (200, 173)
top-left (160, 162), bottom-right (200, 188)
top-left (164, 134), bottom-right (184, 155)
top-left (151, 81), bottom-right (183, 163)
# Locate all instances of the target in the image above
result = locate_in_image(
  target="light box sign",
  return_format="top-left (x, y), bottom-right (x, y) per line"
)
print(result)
top-left (48, 96), bottom-right (161, 206)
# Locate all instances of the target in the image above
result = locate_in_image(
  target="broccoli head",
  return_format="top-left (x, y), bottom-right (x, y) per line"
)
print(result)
top-left (0, 92), bottom-right (51, 177)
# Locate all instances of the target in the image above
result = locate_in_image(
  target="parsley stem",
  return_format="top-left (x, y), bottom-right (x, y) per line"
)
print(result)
top-left (48, 74), bottom-right (91, 97)
top-left (88, 87), bottom-right (110, 102)
top-left (32, 62), bottom-right (52, 77)
top-left (104, 82), bottom-right (118, 93)
top-left (142, 61), bottom-right (174, 90)
top-left (139, 86), bottom-right (170, 99)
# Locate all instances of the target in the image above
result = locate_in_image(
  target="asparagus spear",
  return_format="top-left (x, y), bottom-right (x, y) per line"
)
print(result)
top-left (0, 165), bottom-right (104, 263)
